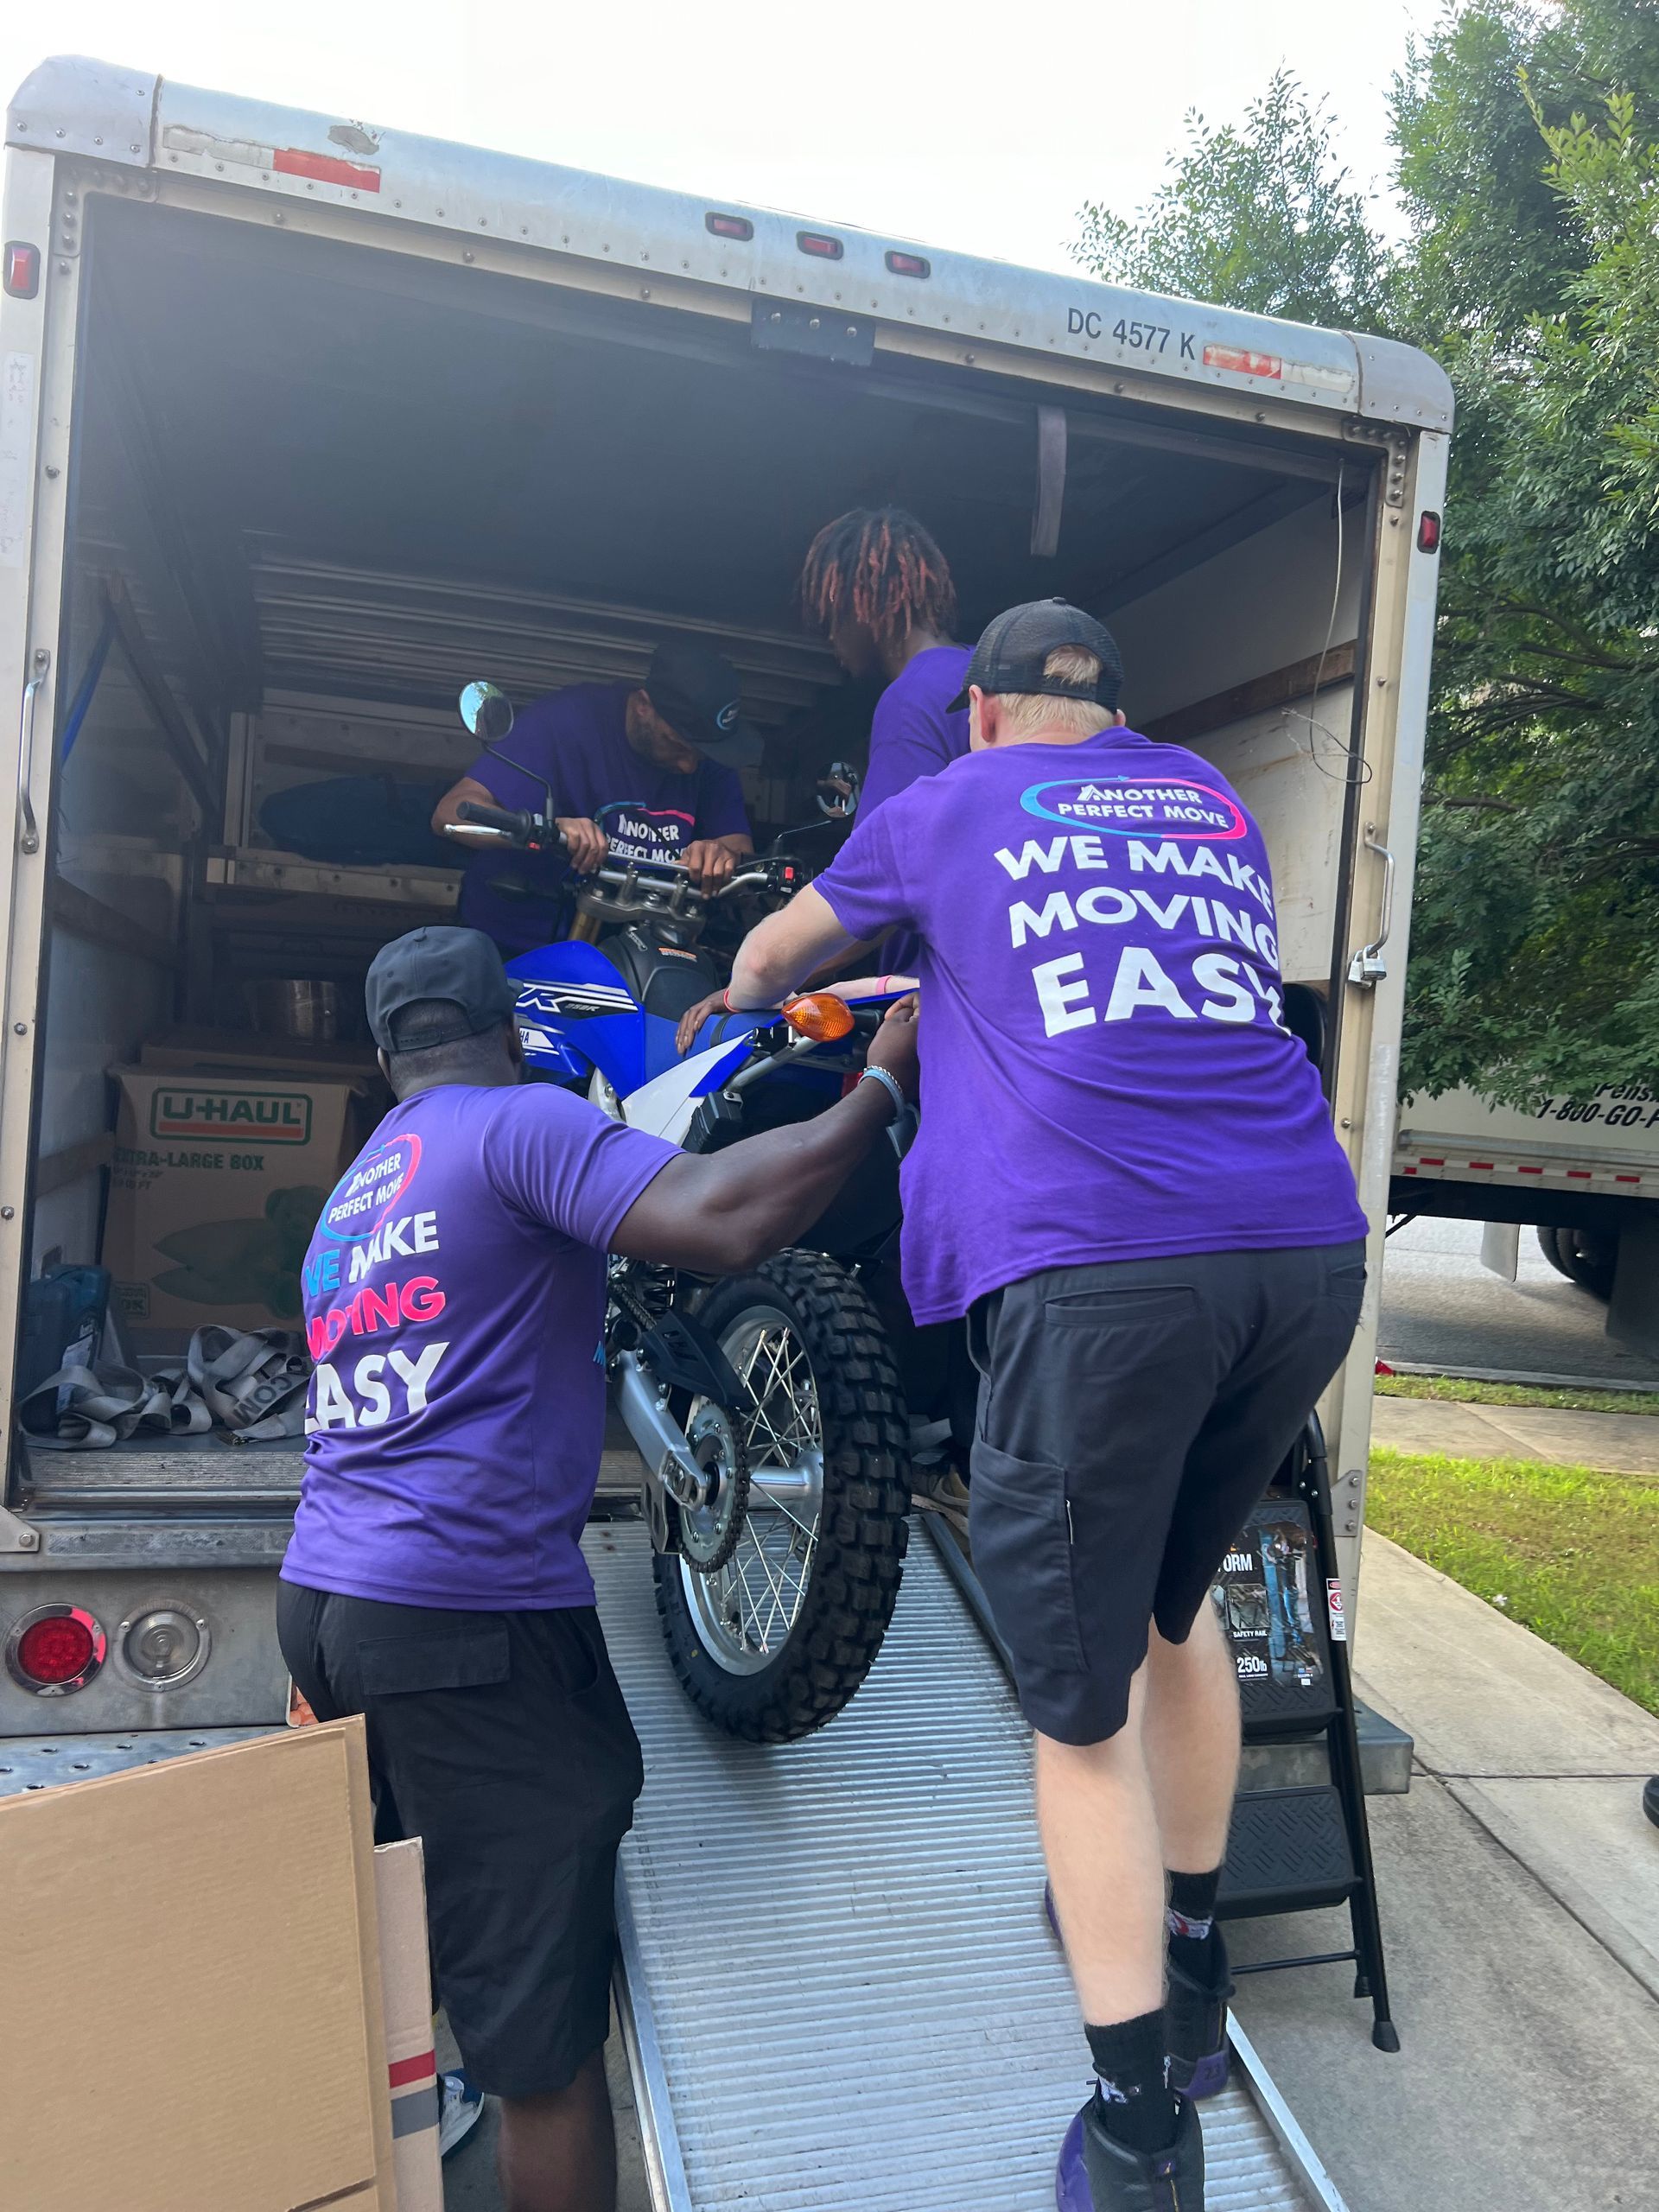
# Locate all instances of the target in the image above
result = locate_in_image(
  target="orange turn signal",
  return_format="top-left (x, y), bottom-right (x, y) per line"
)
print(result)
top-left (781, 992), bottom-right (855, 1044)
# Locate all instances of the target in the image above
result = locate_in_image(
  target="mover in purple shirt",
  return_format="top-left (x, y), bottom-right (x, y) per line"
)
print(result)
top-left (432, 638), bottom-right (760, 956)
top-left (801, 505), bottom-right (970, 977)
top-left (279, 924), bottom-right (917, 2212)
top-left (718, 602), bottom-right (1368, 2212)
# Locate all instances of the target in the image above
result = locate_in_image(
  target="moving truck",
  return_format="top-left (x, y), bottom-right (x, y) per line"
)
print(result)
top-left (0, 55), bottom-right (1450, 1734)
top-left (1393, 1087), bottom-right (1659, 1350)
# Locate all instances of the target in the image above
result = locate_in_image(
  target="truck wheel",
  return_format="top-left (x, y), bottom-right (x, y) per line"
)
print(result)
top-left (652, 1249), bottom-right (910, 1743)
top-left (1536, 1225), bottom-right (1618, 1301)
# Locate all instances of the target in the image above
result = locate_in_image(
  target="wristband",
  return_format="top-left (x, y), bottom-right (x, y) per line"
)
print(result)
top-left (856, 1065), bottom-right (906, 1123)
top-left (721, 986), bottom-right (735, 1013)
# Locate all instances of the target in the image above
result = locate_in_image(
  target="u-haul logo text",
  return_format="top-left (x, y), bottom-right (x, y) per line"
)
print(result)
top-left (149, 1090), bottom-right (313, 1145)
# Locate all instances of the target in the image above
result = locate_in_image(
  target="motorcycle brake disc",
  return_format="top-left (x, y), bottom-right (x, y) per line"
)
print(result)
top-left (678, 1400), bottom-right (752, 1576)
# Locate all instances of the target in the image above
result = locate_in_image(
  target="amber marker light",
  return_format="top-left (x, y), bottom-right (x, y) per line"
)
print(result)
top-left (781, 993), bottom-right (855, 1043)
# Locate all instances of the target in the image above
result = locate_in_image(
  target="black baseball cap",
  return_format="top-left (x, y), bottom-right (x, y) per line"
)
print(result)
top-left (645, 640), bottom-right (763, 769)
top-left (365, 926), bottom-right (518, 1053)
top-left (946, 599), bottom-right (1124, 713)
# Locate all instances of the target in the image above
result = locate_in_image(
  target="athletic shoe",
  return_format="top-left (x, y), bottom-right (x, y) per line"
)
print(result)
top-left (1166, 1932), bottom-right (1233, 2101)
top-left (439, 2069), bottom-right (485, 2159)
top-left (1644, 1777), bottom-right (1659, 1832)
top-left (1056, 2091), bottom-right (1205, 2212)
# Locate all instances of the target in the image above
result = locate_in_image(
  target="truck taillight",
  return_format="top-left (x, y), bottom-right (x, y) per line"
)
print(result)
top-left (6, 1605), bottom-right (106, 1694)
top-left (705, 212), bottom-right (753, 241)
top-left (885, 250), bottom-right (931, 279)
top-left (1417, 511), bottom-right (1442, 553)
top-left (3, 241), bottom-right (41, 300)
top-left (796, 231), bottom-right (843, 260)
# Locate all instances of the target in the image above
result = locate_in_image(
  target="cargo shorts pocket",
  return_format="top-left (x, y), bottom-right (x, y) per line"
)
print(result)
top-left (356, 1624), bottom-right (511, 1698)
top-left (968, 1442), bottom-right (1087, 1675)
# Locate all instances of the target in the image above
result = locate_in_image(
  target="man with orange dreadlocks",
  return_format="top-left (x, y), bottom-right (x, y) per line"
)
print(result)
top-left (676, 507), bottom-right (965, 1052)
top-left (799, 505), bottom-right (969, 827)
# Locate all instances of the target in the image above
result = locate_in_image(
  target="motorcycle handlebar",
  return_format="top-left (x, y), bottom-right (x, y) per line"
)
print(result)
top-left (454, 799), bottom-right (542, 841)
top-left (588, 858), bottom-right (789, 899)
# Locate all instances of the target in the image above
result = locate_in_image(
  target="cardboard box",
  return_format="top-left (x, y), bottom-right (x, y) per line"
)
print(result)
top-left (104, 1065), bottom-right (365, 1347)
top-left (0, 1719), bottom-right (395, 2211)
top-left (141, 1024), bottom-right (383, 1084)
top-left (375, 1840), bottom-right (444, 2212)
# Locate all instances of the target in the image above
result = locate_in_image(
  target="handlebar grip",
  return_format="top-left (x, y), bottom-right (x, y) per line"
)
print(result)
top-left (456, 799), bottom-right (536, 838)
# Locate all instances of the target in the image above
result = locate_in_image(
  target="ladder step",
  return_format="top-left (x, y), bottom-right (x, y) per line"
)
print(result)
top-left (1221, 1784), bottom-right (1357, 1917)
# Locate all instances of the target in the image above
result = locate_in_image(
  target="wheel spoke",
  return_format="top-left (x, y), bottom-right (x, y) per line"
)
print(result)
top-left (682, 1308), bottom-right (824, 1667)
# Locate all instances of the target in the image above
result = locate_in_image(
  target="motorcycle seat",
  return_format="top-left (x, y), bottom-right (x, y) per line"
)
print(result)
top-left (600, 927), bottom-right (721, 1023)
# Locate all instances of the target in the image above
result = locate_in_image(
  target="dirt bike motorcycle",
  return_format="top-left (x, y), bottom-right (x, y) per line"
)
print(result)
top-left (442, 682), bottom-right (936, 1742)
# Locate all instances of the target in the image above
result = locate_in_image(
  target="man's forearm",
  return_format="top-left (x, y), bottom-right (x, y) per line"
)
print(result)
top-left (728, 889), bottom-right (850, 1009)
top-left (612, 1079), bottom-right (895, 1274)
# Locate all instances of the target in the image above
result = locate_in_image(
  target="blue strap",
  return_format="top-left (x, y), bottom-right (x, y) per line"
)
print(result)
top-left (59, 604), bottom-right (118, 762)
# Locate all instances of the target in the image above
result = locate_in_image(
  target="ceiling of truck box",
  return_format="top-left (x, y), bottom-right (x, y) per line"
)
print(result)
top-left (72, 198), bottom-right (1346, 736)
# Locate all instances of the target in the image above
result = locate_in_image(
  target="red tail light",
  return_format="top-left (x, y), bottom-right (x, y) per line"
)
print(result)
top-left (3, 241), bottom-right (41, 300)
top-left (885, 250), bottom-right (931, 279)
top-left (797, 231), bottom-right (844, 260)
top-left (7, 1605), bottom-right (105, 1694)
top-left (705, 212), bottom-right (753, 241)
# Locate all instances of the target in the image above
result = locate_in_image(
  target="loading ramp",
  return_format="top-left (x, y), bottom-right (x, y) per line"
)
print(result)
top-left (590, 1518), bottom-right (1349, 2212)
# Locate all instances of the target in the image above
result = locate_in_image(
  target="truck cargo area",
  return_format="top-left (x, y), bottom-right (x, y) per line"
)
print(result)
top-left (14, 186), bottom-right (1371, 1729)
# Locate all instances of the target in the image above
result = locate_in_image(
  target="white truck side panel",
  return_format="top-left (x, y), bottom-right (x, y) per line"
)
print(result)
top-left (8, 57), bottom-right (1452, 434)
top-left (1395, 1084), bottom-right (1659, 1195)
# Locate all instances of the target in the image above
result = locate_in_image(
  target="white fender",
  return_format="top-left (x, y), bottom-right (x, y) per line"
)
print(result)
top-left (622, 1039), bottom-right (752, 1142)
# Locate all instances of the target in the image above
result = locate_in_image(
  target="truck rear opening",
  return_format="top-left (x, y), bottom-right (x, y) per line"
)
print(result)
top-left (2, 64), bottom-right (1447, 1743)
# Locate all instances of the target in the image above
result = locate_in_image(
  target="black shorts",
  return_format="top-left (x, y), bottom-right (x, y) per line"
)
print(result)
top-left (967, 1243), bottom-right (1366, 1746)
top-left (276, 1584), bottom-right (644, 2101)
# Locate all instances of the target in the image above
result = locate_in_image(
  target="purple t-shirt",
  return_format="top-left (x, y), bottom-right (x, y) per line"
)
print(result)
top-left (459, 681), bottom-right (751, 953)
top-left (281, 1082), bottom-right (677, 1609)
top-left (860, 645), bottom-right (971, 976)
top-left (815, 728), bottom-right (1367, 1324)
top-left (860, 646), bottom-right (973, 817)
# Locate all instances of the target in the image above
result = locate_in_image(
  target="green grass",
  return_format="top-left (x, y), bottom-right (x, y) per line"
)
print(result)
top-left (1368, 1446), bottom-right (1659, 1715)
top-left (1376, 1372), bottom-right (1659, 1416)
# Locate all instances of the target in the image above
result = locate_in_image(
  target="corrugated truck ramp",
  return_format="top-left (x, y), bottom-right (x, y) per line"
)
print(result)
top-left (590, 1517), bottom-right (1348, 2212)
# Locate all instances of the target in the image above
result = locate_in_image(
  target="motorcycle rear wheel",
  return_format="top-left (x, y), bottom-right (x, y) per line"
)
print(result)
top-left (652, 1249), bottom-right (910, 1742)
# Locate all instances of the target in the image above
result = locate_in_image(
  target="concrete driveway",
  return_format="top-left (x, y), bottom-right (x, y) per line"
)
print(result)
top-left (1380, 1217), bottom-right (1659, 1386)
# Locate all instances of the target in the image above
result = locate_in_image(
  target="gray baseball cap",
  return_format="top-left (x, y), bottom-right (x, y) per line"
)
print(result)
top-left (365, 926), bottom-right (517, 1053)
top-left (947, 599), bottom-right (1124, 712)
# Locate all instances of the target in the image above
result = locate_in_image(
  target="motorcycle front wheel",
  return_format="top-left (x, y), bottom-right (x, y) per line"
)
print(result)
top-left (652, 1249), bottom-right (910, 1742)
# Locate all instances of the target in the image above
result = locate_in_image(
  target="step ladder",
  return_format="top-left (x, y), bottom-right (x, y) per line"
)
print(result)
top-left (1223, 1419), bottom-right (1399, 2050)
top-left (590, 1517), bottom-right (1351, 2212)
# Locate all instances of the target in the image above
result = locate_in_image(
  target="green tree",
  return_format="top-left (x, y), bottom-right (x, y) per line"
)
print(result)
top-left (1071, 6), bottom-right (1659, 1108)
top-left (1394, 9), bottom-right (1659, 1104)
top-left (1071, 68), bottom-right (1390, 333)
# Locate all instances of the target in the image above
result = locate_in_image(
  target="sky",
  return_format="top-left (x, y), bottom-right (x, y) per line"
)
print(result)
top-left (3, 1), bottom-right (1443, 276)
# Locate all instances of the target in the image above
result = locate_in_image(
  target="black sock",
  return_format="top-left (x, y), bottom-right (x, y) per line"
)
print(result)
top-left (1084, 2011), bottom-right (1179, 2155)
top-left (1166, 1866), bottom-right (1223, 1985)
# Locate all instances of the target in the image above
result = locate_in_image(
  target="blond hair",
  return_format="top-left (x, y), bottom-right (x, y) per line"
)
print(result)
top-left (993, 646), bottom-right (1113, 738)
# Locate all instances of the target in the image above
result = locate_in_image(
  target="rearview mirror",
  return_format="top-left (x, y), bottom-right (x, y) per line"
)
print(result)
top-left (817, 761), bottom-right (861, 823)
top-left (459, 681), bottom-right (515, 744)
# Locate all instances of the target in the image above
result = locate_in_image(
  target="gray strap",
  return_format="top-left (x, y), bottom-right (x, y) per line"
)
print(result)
top-left (19, 1327), bottom-right (309, 1449)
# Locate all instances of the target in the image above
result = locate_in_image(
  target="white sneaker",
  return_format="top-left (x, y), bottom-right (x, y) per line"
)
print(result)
top-left (439, 2069), bottom-right (485, 2159)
